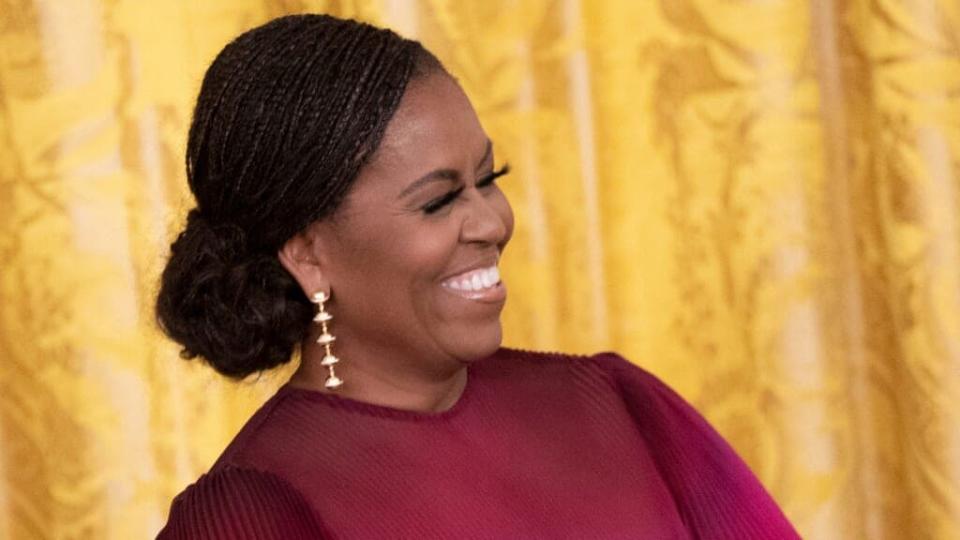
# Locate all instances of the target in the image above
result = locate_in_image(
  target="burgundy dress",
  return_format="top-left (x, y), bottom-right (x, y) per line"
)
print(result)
top-left (158, 349), bottom-right (799, 539)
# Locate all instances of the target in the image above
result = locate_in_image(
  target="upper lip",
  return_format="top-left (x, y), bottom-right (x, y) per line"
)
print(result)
top-left (440, 255), bottom-right (500, 282)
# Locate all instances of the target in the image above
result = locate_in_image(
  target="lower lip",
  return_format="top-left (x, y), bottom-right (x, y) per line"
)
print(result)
top-left (441, 281), bottom-right (507, 304)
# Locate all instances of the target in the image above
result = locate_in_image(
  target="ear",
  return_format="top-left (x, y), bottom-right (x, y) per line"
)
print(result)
top-left (277, 225), bottom-right (331, 299)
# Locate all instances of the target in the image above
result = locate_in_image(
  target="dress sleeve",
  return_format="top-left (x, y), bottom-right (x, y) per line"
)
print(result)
top-left (594, 352), bottom-right (800, 540)
top-left (156, 465), bottom-right (330, 540)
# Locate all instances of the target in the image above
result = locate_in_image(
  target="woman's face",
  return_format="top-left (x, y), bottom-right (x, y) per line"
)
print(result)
top-left (314, 73), bottom-right (514, 378)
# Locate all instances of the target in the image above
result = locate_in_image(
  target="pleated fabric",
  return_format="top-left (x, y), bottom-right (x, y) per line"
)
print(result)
top-left (159, 466), bottom-right (329, 539)
top-left (158, 349), bottom-right (798, 539)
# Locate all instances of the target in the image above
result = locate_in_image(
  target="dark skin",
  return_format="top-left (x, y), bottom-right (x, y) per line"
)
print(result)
top-left (278, 73), bottom-right (514, 413)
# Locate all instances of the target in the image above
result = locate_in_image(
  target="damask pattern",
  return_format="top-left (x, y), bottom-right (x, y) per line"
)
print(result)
top-left (0, 1), bottom-right (957, 538)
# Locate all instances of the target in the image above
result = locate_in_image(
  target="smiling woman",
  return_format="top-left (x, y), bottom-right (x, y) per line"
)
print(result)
top-left (277, 73), bottom-right (515, 410)
top-left (155, 14), bottom-right (799, 539)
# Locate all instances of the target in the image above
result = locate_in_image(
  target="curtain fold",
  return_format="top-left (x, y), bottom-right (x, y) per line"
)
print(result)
top-left (1, 1), bottom-right (957, 537)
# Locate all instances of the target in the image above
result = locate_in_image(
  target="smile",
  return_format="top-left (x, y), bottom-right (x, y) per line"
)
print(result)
top-left (441, 264), bottom-right (505, 301)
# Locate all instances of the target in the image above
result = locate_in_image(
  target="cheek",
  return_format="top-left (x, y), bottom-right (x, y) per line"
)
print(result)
top-left (329, 220), bottom-right (461, 340)
top-left (340, 219), bottom-right (459, 297)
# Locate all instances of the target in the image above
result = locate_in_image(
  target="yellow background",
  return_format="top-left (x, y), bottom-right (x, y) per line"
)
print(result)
top-left (2, 0), bottom-right (959, 538)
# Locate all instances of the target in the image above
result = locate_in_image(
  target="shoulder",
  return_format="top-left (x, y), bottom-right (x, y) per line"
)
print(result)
top-left (500, 347), bottom-right (739, 463)
top-left (491, 348), bottom-right (799, 538)
top-left (485, 347), bottom-right (664, 394)
top-left (585, 351), bottom-right (698, 418)
top-left (205, 386), bottom-right (325, 477)
top-left (484, 347), bottom-right (629, 375)
top-left (478, 348), bottom-right (684, 420)
top-left (157, 465), bottom-right (329, 539)
top-left (576, 353), bottom-right (800, 538)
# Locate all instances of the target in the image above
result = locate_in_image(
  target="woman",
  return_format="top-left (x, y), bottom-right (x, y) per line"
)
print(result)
top-left (156, 14), bottom-right (799, 539)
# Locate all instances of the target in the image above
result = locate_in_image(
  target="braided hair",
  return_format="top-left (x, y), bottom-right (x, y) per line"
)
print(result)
top-left (156, 14), bottom-right (444, 378)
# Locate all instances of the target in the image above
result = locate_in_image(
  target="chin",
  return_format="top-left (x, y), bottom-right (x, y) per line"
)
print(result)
top-left (450, 324), bottom-right (502, 363)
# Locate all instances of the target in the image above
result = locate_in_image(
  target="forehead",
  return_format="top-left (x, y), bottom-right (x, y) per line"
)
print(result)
top-left (362, 73), bottom-right (488, 180)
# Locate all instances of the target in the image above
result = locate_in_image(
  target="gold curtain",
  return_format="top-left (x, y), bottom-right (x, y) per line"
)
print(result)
top-left (1, 0), bottom-right (958, 537)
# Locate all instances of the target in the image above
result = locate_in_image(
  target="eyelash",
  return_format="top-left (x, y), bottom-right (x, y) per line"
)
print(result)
top-left (422, 164), bottom-right (511, 215)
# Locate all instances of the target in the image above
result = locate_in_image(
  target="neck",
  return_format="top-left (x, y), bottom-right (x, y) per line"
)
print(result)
top-left (288, 331), bottom-right (469, 413)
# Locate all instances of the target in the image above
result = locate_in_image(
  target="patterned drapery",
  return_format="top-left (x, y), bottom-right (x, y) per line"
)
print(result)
top-left (1, 1), bottom-right (958, 538)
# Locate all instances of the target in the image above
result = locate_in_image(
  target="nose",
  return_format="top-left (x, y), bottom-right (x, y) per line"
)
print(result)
top-left (460, 191), bottom-right (511, 247)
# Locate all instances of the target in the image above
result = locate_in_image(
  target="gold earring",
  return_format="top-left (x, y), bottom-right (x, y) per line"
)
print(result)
top-left (310, 291), bottom-right (343, 389)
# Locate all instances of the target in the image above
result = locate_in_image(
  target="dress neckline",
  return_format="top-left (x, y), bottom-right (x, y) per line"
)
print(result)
top-left (277, 363), bottom-right (477, 422)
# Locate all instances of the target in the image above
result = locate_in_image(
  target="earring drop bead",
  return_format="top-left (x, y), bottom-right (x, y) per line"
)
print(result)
top-left (321, 354), bottom-right (339, 366)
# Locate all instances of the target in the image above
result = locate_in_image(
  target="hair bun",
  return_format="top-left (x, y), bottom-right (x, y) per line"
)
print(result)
top-left (156, 209), bottom-right (313, 378)
top-left (180, 209), bottom-right (248, 266)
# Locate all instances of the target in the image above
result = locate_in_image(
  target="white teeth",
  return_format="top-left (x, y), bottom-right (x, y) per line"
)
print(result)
top-left (443, 265), bottom-right (500, 292)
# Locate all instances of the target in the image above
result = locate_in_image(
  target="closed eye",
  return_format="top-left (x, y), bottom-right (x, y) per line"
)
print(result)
top-left (421, 164), bottom-right (510, 215)
top-left (477, 163), bottom-right (510, 188)
top-left (422, 187), bottom-right (465, 214)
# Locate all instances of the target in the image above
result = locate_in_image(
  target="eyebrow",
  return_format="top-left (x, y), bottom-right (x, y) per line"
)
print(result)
top-left (397, 140), bottom-right (493, 199)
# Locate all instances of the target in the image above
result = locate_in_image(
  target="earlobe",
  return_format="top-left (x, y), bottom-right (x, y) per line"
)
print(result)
top-left (277, 231), bottom-right (330, 298)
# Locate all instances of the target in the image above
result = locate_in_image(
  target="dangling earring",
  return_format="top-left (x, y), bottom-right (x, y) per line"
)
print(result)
top-left (310, 291), bottom-right (343, 389)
